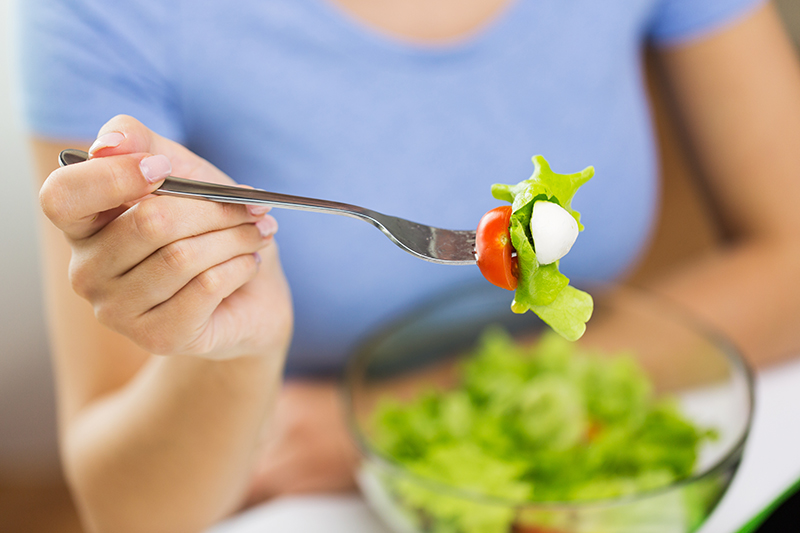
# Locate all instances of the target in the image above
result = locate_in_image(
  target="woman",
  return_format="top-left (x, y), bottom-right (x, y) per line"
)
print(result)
top-left (21, 0), bottom-right (800, 531)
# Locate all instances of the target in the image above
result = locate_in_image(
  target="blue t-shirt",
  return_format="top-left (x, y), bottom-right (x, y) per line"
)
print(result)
top-left (19, 0), bottom-right (763, 374)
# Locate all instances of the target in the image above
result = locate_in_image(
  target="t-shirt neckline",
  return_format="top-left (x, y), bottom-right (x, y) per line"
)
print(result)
top-left (308, 0), bottom-right (523, 57)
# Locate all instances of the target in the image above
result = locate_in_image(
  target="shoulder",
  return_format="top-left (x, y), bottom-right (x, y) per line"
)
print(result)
top-left (647, 0), bottom-right (766, 44)
top-left (20, 0), bottom-right (184, 142)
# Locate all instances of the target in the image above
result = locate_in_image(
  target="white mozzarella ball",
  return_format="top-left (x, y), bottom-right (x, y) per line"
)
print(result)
top-left (530, 201), bottom-right (579, 265)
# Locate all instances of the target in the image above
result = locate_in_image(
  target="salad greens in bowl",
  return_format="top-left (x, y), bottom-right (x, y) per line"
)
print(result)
top-left (344, 283), bottom-right (753, 533)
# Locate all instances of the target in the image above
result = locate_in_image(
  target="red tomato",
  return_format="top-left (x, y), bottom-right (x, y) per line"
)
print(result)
top-left (476, 206), bottom-right (518, 291)
top-left (586, 420), bottom-right (604, 442)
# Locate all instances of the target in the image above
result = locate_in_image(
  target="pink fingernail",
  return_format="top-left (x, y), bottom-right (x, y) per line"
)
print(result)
top-left (256, 216), bottom-right (278, 238)
top-left (253, 252), bottom-right (262, 266)
top-left (248, 204), bottom-right (271, 217)
top-left (88, 132), bottom-right (125, 155)
top-left (140, 155), bottom-right (172, 184)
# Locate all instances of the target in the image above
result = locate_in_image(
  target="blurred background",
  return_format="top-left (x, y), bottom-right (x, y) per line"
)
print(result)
top-left (1, 0), bottom-right (798, 531)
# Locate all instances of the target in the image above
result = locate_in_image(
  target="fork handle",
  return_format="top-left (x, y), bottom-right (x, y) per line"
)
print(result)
top-left (58, 148), bottom-right (374, 221)
top-left (157, 176), bottom-right (373, 221)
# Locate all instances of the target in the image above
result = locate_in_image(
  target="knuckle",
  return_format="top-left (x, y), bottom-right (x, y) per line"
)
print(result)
top-left (159, 240), bottom-right (195, 274)
top-left (194, 268), bottom-right (224, 296)
top-left (39, 170), bottom-right (70, 225)
top-left (215, 200), bottom-right (250, 227)
top-left (229, 224), bottom-right (258, 249)
top-left (67, 257), bottom-right (95, 300)
top-left (204, 201), bottom-right (237, 229)
top-left (104, 161), bottom-right (130, 201)
top-left (132, 200), bottom-right (171, 243)
top-left (93, 300), bottom-right (121, 328)
top-left (219, 201), bottom-right (240, 220)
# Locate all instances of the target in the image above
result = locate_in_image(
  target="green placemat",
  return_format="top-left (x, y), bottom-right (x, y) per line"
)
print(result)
top-left (735, 475), bottom-right (800, 532)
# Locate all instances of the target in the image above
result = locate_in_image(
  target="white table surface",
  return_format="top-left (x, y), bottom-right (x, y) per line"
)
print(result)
top-left (210, 357), bottom-right (800, 533)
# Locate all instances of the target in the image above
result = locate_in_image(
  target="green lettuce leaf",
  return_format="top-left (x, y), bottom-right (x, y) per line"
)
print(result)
top-left (528, 286), bottom-right (594, 342)
top-left (492, 155), bottom-right (594, 339)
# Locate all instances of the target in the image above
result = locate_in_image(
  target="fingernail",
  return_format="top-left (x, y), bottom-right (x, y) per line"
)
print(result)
top-left (248, 204), bottom-right (271, 217)
top-left (253, 252), bottom-right (262, 266)
top-left (88, 132), bottom-right (125, 155)
top-left (256, 216), bottom-right (278, 238)
top-left (140, 155), bottom-right (172, 184)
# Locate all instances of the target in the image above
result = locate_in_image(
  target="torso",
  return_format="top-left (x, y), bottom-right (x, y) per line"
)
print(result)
top-left (80, 0), bottom-right (666, 373)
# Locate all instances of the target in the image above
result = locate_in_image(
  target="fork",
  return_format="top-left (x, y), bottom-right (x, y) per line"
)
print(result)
top-left (59, 149), bottom-right (477, 265)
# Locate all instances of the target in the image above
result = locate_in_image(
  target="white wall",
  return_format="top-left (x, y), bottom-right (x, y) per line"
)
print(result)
top-left (0, 0), bottom-right (61, 481)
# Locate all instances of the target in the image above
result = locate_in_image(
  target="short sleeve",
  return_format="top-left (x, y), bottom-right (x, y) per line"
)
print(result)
top-left (18, 0), bottom-right (185, 143)
top-left (648, 0), bottom-right (766, 45)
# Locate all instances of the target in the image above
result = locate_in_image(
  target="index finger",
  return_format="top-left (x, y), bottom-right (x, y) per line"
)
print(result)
top-left (40, 152), bottom-right (171, 240)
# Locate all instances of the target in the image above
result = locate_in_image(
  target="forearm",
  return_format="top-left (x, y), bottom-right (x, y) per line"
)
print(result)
top-left (30, 134), bottom-right (292, 533)
top-left (38, 200), bottom-right (283, 532)
top-left (643, 237), bottom-right (800, 368)
top-left (66, 352), bottom-right (284, 533)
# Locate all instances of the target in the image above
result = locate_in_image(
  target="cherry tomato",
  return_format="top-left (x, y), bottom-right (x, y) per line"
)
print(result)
top-left (476, 206), bottom-right (518, 291)
top-left (586, 420), bottom-right (604, 442)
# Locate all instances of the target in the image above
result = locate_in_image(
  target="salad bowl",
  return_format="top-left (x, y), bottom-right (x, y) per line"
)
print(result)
top-left (343, 282), bottom-right (754, 533)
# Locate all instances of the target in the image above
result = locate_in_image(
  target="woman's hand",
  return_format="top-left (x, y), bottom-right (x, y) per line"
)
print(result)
top-left (39, 115), bottom-right (292, 360)
top-left (243, 380), bottom-right (360, 506)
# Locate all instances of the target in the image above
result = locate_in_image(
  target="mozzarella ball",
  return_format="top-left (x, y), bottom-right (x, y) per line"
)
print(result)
top-left (530, 201), bottom-right (579, 265)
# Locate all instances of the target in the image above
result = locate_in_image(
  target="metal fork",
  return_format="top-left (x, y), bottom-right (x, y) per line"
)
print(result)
top-left (59, 149), bottom-right (477, 265)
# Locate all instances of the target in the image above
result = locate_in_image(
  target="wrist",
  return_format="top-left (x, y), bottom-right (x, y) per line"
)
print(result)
top-left (156, 348), bottom-right (286, 394)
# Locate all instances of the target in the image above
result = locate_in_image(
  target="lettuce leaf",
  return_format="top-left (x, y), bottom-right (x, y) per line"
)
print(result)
top-left (491, 155), bottom-right (595, 340)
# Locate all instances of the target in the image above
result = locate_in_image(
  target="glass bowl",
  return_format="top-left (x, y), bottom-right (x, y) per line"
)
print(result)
top-left (344, 282), bottom-right (754, 533)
